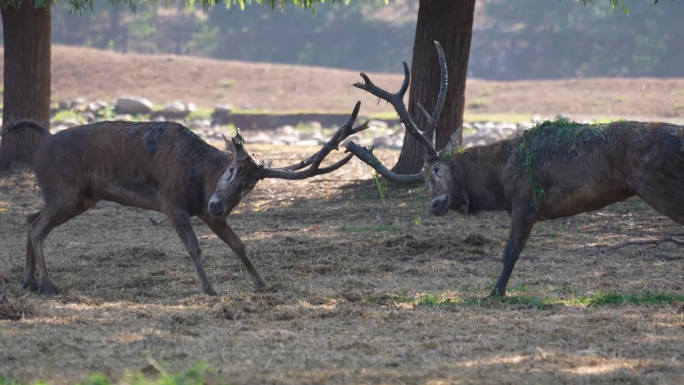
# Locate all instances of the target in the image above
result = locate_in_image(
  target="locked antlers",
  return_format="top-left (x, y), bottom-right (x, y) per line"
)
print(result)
top-left (345, 41), bottom-right (455, 183)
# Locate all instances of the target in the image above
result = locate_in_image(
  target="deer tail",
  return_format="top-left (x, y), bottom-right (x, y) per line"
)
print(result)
top-left (0, 119), bottom-right (50, 139)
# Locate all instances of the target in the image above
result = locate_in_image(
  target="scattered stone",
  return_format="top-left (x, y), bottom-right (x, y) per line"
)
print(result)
top-left (295, 139), bottom-right (321, 146)
top-left (299, 131), bottom-right (323, 141)
top-left (372, 136), bottom-right (393, 149)
top-left (367, 119), bottom-right (388, 129)
top-left (341, 134), bottom-right (362, 147)
top-left (115, 96), bottom-right (153, 115)
top-left (212, 105), bottom-right (233, 126)
top-left (58, 100), bottom-right (70, 111)
top-left (164, 100), bottom-right (186, 112)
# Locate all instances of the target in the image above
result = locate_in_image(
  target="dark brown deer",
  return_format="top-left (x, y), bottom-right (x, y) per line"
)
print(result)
top-left (2, 102), bottom-right (369, 296)
top-left (346, 41), bottom-right (684, 298)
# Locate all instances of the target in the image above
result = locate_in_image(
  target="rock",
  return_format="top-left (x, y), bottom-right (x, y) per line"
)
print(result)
top-left (341, 134), bottom-right (362, 147)
top-left (372, 136), bottom-right (393, 149)
top-left (244, 133), bottom-right (272, 144)
top-left (114, 114), bottom-right (133, 121)
top-left (295, 140), bottom-right (321, 146)
top-left (186, 102), bottom-right (197, 112)
top-left (275, 125), bottom-right (295, 136)
top-left (274, 135), bottom-right (300, 145)
top-left (115, 96), bottom-right (153, 115)
top-left (151, 115), bottom-right (166, 122)
top-left (368, 119), bottom-right (388, 129)
top-left (390, 140), bottom-right (403, 150)
top-left (58, 100), bottom-right (70, 111)
top-left (82, 112), bottom-right (96, 123)
top-left (70, 98), bottom-right (86, 110)
top-left (85, 103), bottom-right (101, 115)
top-left (299, 131), bottom-right (323, 141)
top-left (305, 121), bottom-right (322, 130)
top-left (211, 105), bottom-right (233, 126)
top-left (164, 100), bottom-right (186, 112)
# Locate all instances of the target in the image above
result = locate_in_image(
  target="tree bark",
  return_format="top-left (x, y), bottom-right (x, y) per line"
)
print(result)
top-left (0, 2), bottom-right (51, 172)
top-left (392, 0), bottom-right (476, 175)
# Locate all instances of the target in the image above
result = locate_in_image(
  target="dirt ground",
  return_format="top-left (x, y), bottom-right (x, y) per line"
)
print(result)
top-left (0, 142), bottom-right (682, 384)
top-left (3, 45), bottom-right (684, 119)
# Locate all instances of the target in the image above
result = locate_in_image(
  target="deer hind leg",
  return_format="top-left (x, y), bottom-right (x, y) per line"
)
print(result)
top-left (29, 193), bottom-right (95, 295)
top-left (22, 211), bottom-right (42, 291)
top-left (166, 209), bottom-right (217, 296)
top-left (199, 214), bottom-right (266, 291)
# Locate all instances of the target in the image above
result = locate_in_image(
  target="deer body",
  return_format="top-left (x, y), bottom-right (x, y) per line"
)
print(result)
top-left (436, 120), bottom-right (684, 296)
top-left (346, 41), bottom-right (684, 298)
top-left (35, 122), bottom-right (229, 215)
top-left (5, 107), bottom-right (366, 296)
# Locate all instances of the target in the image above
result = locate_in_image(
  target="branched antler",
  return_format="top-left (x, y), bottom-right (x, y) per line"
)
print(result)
top-left (347, 41), bottom-right (449, 183)
top-left (260, 101), bottom-right (369, 180)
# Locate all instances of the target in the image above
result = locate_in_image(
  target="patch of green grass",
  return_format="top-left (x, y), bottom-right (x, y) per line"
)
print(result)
top-left (215, 92), bottom-right (225, 100)
top-left (592, 100), bottom-right (601, 106)
top-left (479, 88), bottom-right (492, 97)
top-left (53, 110), bottom-right (86, 124)
top-left (614, 96), bottom-right (627, 102)
top-left (0, 360), bottom-right (208, 385)
top-left (468, 97), bottom-right (491, 109)
top-left (373, 173), bottom-right (388, 202)
top-left (387, 291), bottom-right (684, 310)
top-left (186, 108), bottom-right (213, 121)
top-left (340, 225), bottom-right (398, 233)
top-left (674, 104), bottom-right (684, 110)
top-left (96, 105), bottom-right (116, 121)
top-left (220, 79), bottom-right (236, 88)
top-left (644, 94), bottom-right (655, 99)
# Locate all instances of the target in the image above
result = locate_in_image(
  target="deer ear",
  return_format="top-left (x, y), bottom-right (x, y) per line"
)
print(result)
top-left (264, 159), bottom-right (273, 168)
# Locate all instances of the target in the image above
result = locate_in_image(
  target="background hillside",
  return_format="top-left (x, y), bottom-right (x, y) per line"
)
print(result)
top-left (28, 0), bottom-right (684, 80)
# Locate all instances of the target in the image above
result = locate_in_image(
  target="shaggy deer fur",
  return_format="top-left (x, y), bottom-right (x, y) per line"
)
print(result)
top-left (347, 42), bottom-right (684, 298)
top-left (2, 104), bottom-right (367, 296)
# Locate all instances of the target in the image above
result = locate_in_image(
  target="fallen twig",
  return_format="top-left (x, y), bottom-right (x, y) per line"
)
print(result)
top-left (590, 232), bottom-right (684, 255)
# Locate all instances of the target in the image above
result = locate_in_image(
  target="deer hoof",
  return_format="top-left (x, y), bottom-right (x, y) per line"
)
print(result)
top-left (37, 282), bottom-right (60, 295)
top-left (21, 275), bottom-right (39, 292)
top-left (202, 285), bottom-right (218, 296)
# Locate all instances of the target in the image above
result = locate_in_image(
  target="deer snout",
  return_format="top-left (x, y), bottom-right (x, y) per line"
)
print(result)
top-left (430, 195), bottom-right (450, 216)
top-left (208, 199), bottom-right (224, 217)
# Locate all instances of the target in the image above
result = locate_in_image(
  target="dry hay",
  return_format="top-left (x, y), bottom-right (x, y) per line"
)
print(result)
top-left (0, 143), bottom-right (683, 384)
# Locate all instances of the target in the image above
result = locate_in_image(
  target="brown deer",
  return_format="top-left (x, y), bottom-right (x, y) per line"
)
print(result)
top-left (346, 41), bottom-right (684, 298)
top-left (2, 102), bottom-right (369, 296)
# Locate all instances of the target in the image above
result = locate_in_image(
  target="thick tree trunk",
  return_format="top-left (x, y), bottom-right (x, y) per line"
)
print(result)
top-left (0, 2), bottom-right (51, 171)
top-left (392, 0), bottom-right (476, 175)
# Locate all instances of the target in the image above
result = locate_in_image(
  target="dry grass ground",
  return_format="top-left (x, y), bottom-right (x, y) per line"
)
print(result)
top-left (2, 46), bottom-right (684, 119)
top-left (0, 143), bottom-right (682, 384)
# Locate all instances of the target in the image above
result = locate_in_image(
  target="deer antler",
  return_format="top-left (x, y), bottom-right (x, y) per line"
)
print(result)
top-left (345, 41), bottom-right (449, 182)
top-left (260, 101), bottom-right (369, 180)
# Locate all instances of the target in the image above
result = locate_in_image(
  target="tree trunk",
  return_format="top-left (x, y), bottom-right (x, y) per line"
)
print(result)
top-left (0, 2), bottom-right (51, 172)
top-left (392, 0), bottom-right (476, 175)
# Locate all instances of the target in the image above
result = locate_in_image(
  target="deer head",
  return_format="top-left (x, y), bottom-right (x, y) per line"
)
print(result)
top-left (344, 41), bottom-right (467, 217)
